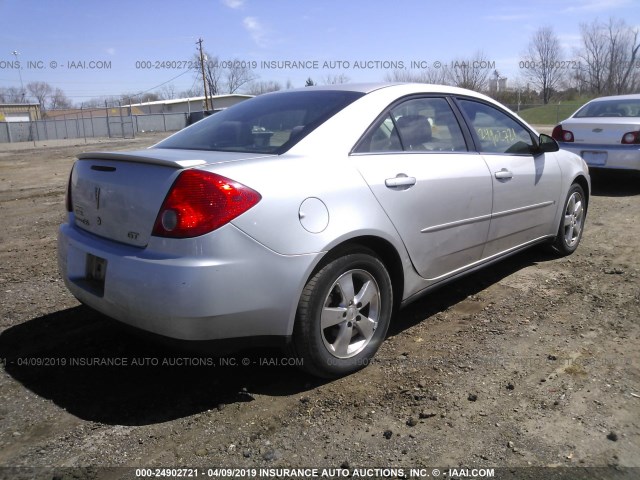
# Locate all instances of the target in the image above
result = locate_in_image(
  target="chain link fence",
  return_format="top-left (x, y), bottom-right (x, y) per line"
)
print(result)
top-left (0, 110), bottom-right (190, 144)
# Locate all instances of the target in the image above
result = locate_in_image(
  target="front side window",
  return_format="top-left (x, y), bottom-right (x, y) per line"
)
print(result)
top-left (354, 97), bottom-right (467, 153)
top-left (155, 90), bottom-right (364, 154)
top-left (458, 99), bottom-right (534, 155)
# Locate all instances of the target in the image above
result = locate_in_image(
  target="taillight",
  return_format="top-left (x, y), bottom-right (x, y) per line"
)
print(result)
top-left (552, 125), bottom-right (574, 142)
top-left (152, 170), bottom-right (261, 238)
top-left (621, 131), bottom-right (640, 144)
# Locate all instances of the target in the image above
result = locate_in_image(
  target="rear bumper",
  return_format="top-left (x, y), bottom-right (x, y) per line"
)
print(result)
top-left (558, 143), bottom-right (640, 171)
top-left (58, 219), bottom-right (320, 341)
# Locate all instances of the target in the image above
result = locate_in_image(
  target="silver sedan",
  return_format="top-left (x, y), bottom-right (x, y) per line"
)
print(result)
top-left (552, 94), bottom-right (640, 171)
top-left (58, 83), bottom-right (590, 377)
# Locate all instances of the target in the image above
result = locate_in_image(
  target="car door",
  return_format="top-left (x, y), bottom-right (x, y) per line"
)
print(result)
top-left (352, 97), bottom-right (493, 281)
top-left (456, 98), bottom-right (562, 258)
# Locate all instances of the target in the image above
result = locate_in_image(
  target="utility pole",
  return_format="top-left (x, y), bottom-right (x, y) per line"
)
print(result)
top-left (12, 51), bottom-right (25, 102)
top-left (197, 38), bottom-right (211, 111)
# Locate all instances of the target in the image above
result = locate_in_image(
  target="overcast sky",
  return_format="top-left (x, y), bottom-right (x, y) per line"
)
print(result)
top-left (1, 0), bottom-right (639, 102)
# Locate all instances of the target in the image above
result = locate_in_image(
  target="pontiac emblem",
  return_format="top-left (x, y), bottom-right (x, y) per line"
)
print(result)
top-left (94, 186), bottom-right (101, 210)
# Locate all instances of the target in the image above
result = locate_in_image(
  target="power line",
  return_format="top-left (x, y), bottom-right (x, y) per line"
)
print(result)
top-left (127, 69), bottom-right (192, 97)
top-left (2, 68), bottom-right (196, 102)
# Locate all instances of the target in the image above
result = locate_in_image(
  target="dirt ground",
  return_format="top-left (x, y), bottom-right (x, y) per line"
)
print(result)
top-left (0, 133), bottom-right (638, 480)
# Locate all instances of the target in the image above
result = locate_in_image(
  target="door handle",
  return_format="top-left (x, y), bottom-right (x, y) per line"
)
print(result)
top-left (494, 169), bottom-right (513, 180)
top-left (385, 175), bottom-right (416, 188)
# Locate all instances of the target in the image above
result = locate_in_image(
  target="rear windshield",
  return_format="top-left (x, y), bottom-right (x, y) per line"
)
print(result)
top-left (574, 98), bottom-right (640, 118)
top-left (155, 90), bottom-right (365, 154)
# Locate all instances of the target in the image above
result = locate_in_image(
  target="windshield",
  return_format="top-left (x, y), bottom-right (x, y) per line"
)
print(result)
top-left (154, 90), bottom-right (365, 154)
top-left (574, 98), bottom-right (640, 118)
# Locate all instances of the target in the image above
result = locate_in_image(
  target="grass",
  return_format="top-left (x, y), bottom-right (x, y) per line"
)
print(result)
top-left (514, 97), bottom-right (596, 125)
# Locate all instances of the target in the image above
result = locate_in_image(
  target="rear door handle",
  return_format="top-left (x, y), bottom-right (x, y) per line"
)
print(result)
top-left (385, 175), bottom-right (416, 189)
top-left (494, 169), bottom-right (513, 180)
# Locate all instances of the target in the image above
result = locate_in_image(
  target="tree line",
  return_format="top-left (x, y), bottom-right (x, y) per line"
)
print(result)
top-left (524, 19), bottom-right (639, 104)
top-left (1, 16), bottom-right (637, 113)
top-left (0, 81), bottom-right (73, 110)
top-left (384, 18), bottom-right (638, 105)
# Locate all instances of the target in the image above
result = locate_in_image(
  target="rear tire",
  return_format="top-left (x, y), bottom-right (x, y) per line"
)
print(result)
top-left (552, 183), bottom-right (586, 256)
top-left (291, 248), bottom-right (393, 378)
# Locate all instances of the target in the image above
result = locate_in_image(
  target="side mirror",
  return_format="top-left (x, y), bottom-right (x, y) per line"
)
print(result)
top-left (537, 133), bottom-right (559, 154)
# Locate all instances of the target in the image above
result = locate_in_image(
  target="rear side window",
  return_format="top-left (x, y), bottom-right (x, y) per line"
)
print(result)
top-left (458, 99), bottom-right (534, 155)
top-left (354, 97), bottom-right (467, 153)
top-left (155, 90), bottom-right (364, 154)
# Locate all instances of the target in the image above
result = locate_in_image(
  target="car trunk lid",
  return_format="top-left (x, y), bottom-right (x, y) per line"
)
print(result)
top-left (70, 149), bottom-right (272, 247)
top-left (561, 117), bottom-right (639, 145)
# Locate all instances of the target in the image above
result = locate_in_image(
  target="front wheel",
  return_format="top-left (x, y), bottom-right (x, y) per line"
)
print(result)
top-left (552, 183), bottom-right (587, 255)
top-left (291, 249), bottom-right (393, 378)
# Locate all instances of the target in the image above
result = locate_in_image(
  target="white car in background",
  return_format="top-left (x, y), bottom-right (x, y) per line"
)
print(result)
top-left (552, 94), bottom-right (640, 171)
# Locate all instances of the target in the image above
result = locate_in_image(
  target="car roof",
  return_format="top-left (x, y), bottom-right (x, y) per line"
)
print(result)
top-left (294, 82), bottom-right (397, 93)
top-left (275, 82), bottom-right (497, 100)
top-left (586, 93), bottom-right (640, 103)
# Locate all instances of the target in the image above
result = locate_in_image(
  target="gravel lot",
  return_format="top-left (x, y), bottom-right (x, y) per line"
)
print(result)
top-left (0, 133), bottom-right (638, 480)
